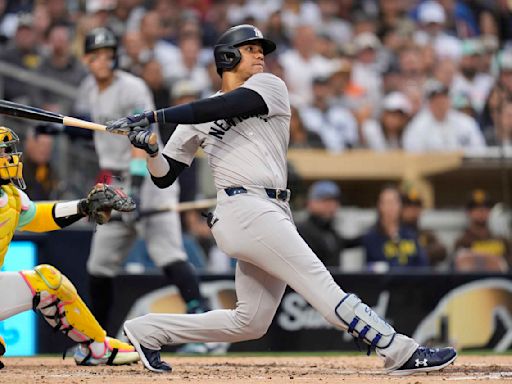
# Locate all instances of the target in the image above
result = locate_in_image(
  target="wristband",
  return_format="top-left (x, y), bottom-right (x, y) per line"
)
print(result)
top-left (129, 158), bottom-right (149, 177)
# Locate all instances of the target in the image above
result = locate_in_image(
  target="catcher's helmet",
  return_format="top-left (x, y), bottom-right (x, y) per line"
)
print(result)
top-left (84, 27), bottom-right (117, 54)
top-left (214, 24), bottom-right (276, 76)
top-left (0, 127), bottom-right (24, 189)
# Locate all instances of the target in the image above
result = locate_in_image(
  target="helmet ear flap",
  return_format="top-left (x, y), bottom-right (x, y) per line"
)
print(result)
top-left (214, 46), bottom-right (242, 76)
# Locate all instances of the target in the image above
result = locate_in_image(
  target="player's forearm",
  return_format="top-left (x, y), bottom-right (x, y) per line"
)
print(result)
top-left (149, 154), bottom-right (187, 189)
top-left (19, 202), bottom-right (85, 232)
top-left (148, 88), bottom-right (268, 125)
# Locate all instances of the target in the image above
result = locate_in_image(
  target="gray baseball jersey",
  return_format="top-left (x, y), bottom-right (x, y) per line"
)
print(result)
top-left (125, 72), bottom-right (418, 370)
top-left (76, 70), bottom-right (185, 276)
top-left (162, 73), bottom-right (290, 190)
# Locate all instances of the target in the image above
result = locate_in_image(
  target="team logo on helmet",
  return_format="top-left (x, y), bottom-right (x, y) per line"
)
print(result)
top-left (253, 27), bottom-right (263, 38)
top-left (0, 127), bottom-right (24, 189)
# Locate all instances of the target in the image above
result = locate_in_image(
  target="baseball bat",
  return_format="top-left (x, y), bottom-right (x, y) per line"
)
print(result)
top-left (138, 198), bottom-right (217, 218)
top-left (0, 99), bottom-right (157, 144)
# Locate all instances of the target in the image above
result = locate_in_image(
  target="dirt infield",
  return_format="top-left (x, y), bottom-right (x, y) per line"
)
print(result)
top-left (1, 355), bottom-right (512, 384)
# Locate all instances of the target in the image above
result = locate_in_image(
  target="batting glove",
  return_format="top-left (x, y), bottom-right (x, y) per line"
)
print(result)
top-left (106, 111), bottom-right (154, 132)
top-left (128, 126), bottom-right (159, 156)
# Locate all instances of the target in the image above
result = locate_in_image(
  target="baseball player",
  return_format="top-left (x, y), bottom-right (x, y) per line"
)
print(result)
top-left (107, 25), bottom-right (457, 376)
top-left (76, 28), bottom-right (210, 334)
top-left (0, 125), bottom-right (139, 368)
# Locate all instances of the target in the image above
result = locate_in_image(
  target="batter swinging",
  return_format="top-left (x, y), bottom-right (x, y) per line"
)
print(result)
top-left (106, 24), bottom-right (457, 376)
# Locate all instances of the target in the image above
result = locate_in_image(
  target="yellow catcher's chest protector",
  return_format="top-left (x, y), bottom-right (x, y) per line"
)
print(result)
top-left (0, 185), bottom-right (21, 267)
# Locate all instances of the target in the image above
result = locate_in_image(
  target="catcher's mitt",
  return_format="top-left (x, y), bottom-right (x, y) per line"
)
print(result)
top-left (79, 183), bottom-right (136, 225)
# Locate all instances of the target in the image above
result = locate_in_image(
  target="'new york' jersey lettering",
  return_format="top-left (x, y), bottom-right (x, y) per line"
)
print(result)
top-left (163, 73), bottom-right (291, 190)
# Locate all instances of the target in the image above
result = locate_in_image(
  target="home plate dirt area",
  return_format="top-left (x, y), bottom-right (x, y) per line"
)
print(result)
top-left (1, 355), bottom-right (511, 384)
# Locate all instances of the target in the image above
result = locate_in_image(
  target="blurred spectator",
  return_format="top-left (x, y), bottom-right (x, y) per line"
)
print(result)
top-left (482, 50), bottom-right (512, 137)
top-left (433, 57), bottom-right (457, 88)
top-left (484, 98), bottom-right (512, 147)
top-left (289, 105), bottom-right (324, 149)
top-left (265, 10), bottom-right (291, 53)
top-left (454, 190), bottom-right (512, 272)
top-left (403, 80), bottom-right (486, 153)
top-left (119, 30), bottom-right (151, 76)
top-left (296, 181), bottom-right (361, 268)
top-left (361, 91), bottom-right (412, 150)
top-left (436, 0), bottom-right (479, 38)
top-left (141, 59), bottom-right (169, 111)
top-left (329, 59), bottom-right (367, 111)
top-left (33, 23), bottom-right (87, 114)
top-left (316, 0), bottom-right (352, 46)
top-left (31, 3), bottom-right (52, 45)
top-left (139, 10), bottom-right (181, 82)
top-left (46, 0), bottom-right (72, 25)
top-left (351, 32), bottom-right (384, 112)
top-left (362, 185), bottom-right (428, 269)
top-left (400, 187), bottom-right (447, 267)
top-left (398, 45), bottom-right (428, 86)
top-left (169, 32), bottom-right (209, 90)
top-left (300, 76), bottom-right (358, 152)
top-left (110, 0), bottom-right (146, 36)
top-left (0, 13), bottom-right (41, 102)
top-left (22, 128), bottom-right (58, 201)
top-left (413, 0), bottom-right (462, 60)
top-left (451, 39), bottom-right (493, 115)
top-left (279, 24), bottom-right (335, 106)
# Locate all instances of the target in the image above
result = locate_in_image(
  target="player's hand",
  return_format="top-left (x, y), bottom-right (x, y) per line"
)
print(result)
top-left (106, 111), bottom-right (153, 132)
top-left (128, 126), bottom-right (159, 156)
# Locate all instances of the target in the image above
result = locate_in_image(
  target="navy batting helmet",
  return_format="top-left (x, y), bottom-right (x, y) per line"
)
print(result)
top-left (84, 27), bottom-right (117, 54)
top-left (214, 24), bottom-right (276, 76)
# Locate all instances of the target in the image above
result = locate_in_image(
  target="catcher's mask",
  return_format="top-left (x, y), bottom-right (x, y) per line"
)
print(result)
top-left (214, 24), bottom-right (276, 77)
top-left (0, 126), bottom-right (25, 189)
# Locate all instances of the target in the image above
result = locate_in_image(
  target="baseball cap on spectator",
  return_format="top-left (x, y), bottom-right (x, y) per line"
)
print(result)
top-left (418, 1), bottom-right (446, 24)
top-left (354, 32), bottom-right (381, 53)
top-left (461, 39), bottom-right (483, 56)
top-left (171, 80), bottom-right (200, 99)
top-left (383, 92), bottom-right (412, 115)
top-left (424, 80), bottom-right (449, 99)
top-left (308, 181), bottom-right (341, 201)
top-left (86, 0), bottom-right (116, 13)
top-left (401, 188), bottom-right (423, 207)
top-left (452, 93), bottom-right (474, 111)
top-left (466, 189), bottom-right (494, 210)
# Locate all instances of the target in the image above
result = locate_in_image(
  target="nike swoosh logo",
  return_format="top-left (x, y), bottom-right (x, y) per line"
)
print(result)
top-left (0, 218), bottom-right (10, 228)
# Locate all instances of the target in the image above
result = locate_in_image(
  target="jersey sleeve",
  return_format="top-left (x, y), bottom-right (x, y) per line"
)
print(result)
top-left (162, 124), bottom-right (202, 166)
top-left (242, 73), bottom-right (291, 117)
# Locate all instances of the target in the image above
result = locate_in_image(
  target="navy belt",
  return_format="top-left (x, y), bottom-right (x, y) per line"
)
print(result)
top-left (224, 187), bottom-right (290, 202)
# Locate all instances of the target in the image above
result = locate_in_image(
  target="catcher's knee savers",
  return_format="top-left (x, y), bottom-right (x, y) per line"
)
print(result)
top-left (335, 294), bottom-right (396, 354)
top-left (20, 264), bottom-right (106, 343)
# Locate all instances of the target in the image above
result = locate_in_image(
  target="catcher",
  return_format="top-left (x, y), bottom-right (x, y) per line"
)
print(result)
top-left (0, 126), bottom-right (139, 368)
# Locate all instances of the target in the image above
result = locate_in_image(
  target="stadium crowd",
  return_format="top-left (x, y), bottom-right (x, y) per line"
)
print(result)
top-left (0, 0), bottom-right (511, 272)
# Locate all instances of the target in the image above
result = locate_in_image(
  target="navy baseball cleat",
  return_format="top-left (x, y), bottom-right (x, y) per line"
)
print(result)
top-left (389, 346), bottom-right (457, 376)
top-left (123, 325), bottom-right (172, 373)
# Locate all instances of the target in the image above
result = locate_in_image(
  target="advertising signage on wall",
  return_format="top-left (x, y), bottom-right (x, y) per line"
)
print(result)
top-left (36, 272), bottom-right (512, 353)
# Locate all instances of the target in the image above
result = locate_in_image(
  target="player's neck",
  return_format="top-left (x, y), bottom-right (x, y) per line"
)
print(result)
top-left (220, 73), bottom-right (247, 93)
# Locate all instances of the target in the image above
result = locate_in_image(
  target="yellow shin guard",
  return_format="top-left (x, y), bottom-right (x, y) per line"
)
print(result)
top-left (20, 264), bottom-right (106, 344)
